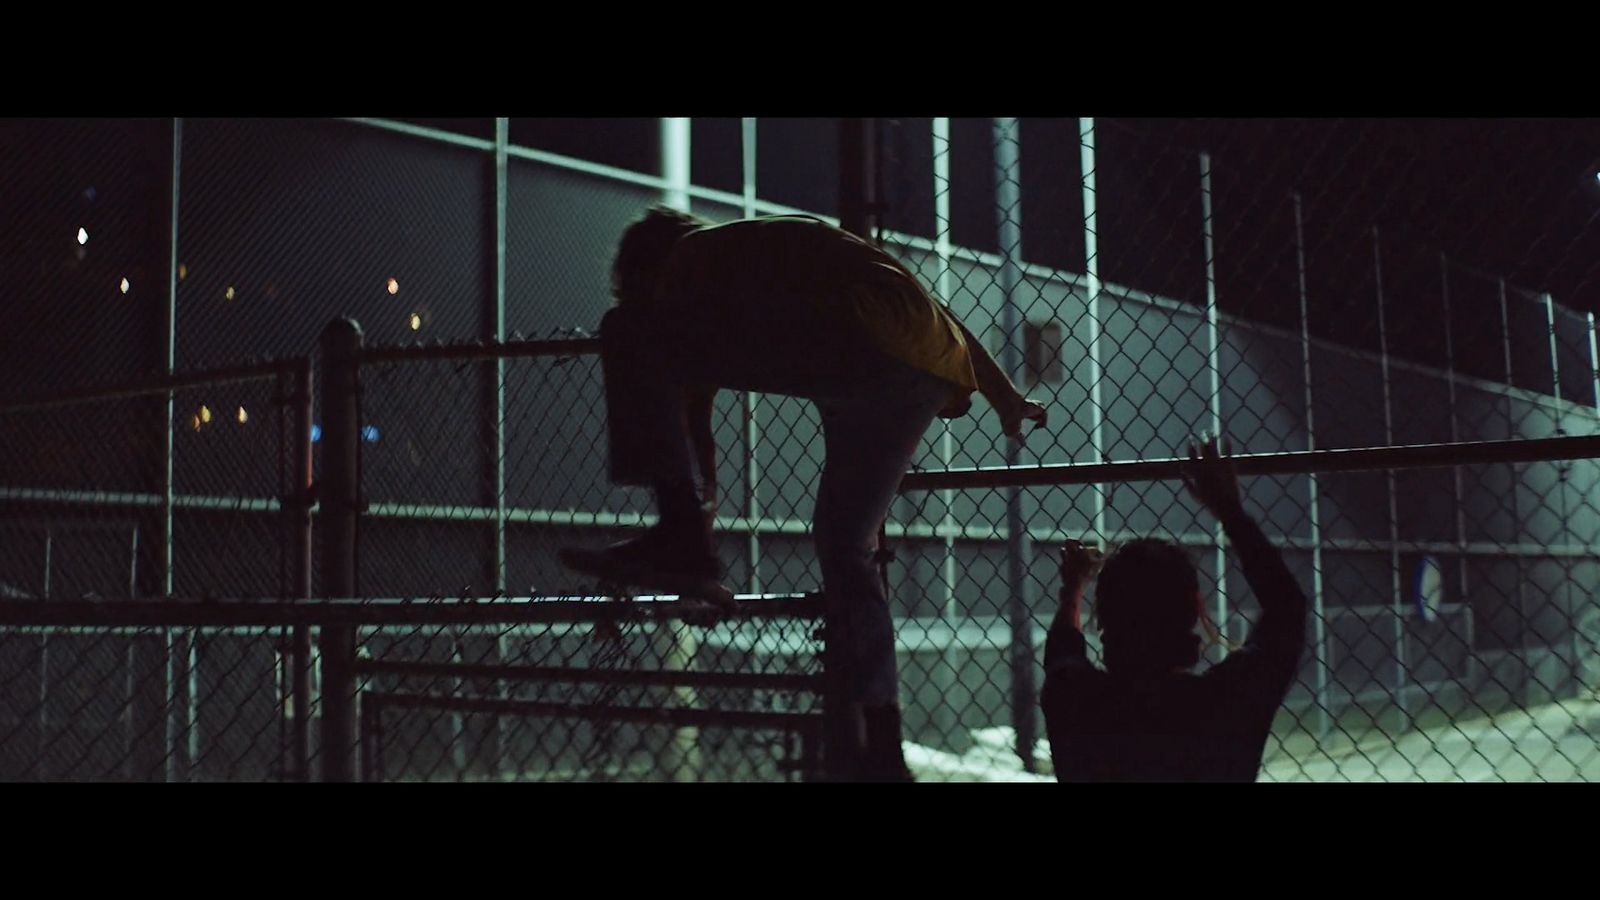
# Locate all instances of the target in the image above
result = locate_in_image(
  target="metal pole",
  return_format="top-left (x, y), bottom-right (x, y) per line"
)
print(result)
top-left (39, 532), bottom-right (51, 779)
top-left (839, 119), bottom-right (878, 239)
top-left (933, 116), bottom-right (960, 747)
top-left (1294, 194), bottom-right (1330, 737)
top-left (824, 117), bottom-right (879, 777)
top-left (1546, 294), bottom-right (1561, 409)
top-left (856, 122), bottom-right (894, 606)
top-left (125, 526), bottom-right (138, 778)
top-left (290, 359), bottom-right (313, 781)
top-left (1373, 227), bottom-right (1408, 729)
top-left (994, 117), bottom-right (1036, 772)
top-left (661, 118), bottom-right (691, 212)
top-left (1588, 310), bottom-right (1600, 689)
top-left (901, 433), bottom-right (1600, 491)
top-left (186, 631), bottom-right (200, 774)
top-left (741, 117), bottom-right (762, 595)
top-left (1544, 293), bottom-right (1577, 695)
top-left (1079, 118), bottom-right (1107, 541)
top-left (1499, 279), bottom-right (1531, 705)
top-left (1439, 254), bottom-right (1475, 688)
top-left (1200, 153), bottom-right (1229, 659)
top-left (449, 635), bottom-right (468, 775)
top-left (490, 116), bottom-right (510, 778)
top-left (318, 318), bottom-right (363, 782)
top-left (1588, 312), bottom-right (1599, 413)
top-left (164, 118), bottom-right (180, 599)
top-left (660, 117), bottom-right (700, 782)
top-left (492, 118), bottom-right (509, 594)
top-left (163, 117), bottom-right (182, 784)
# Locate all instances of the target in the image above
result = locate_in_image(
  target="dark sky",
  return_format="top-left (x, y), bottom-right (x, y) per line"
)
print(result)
top-left (1141, 118), bottom-right (1600, 309)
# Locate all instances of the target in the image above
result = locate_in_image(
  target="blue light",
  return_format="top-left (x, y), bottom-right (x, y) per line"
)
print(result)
top-left (306, 424), bottom-right (378, 442)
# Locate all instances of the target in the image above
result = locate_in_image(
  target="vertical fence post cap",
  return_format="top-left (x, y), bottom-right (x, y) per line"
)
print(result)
top-left (321, 317), bottom-right (364, 348)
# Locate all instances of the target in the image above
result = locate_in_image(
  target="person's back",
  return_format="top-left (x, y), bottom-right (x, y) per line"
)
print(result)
top-left (660, 215), bottom-right (915, 299)
top-left (1043, 648), bottom-right (1298, 782)
top-left (1041, 436), bottom-right (1308, 783)
top-left (657, 215), bottom-right (975, 401)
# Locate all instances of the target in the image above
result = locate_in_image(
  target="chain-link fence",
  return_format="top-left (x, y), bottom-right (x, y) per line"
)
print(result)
top-left (0, 595), bottom-right (824, 782)
top-left (335, 334), bottom-right (826, 782)
top-left (354, 599), bottom-right (822, 782)
top-left (4, 117), bottom-right (1599, 781)
top-left (874, 118), bottom-right (1600, 780)
top-left (0, 360), bottom-right (312, 780)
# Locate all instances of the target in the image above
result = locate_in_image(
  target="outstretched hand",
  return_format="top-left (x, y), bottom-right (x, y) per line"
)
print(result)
top-left (1058, 538), bottom-right (1104, 630)
top-left (1180, 432), bottom-right (1243, 518)
top-left (995, 392), bottom-right (1047, 443)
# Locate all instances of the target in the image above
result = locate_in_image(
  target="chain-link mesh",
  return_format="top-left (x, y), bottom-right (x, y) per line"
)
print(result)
top-left (0, 362), bottom-right (308, 780)
top-left (353, 604), bottom-right (821, 782)
top-left (0, 368), bottom-right (299, 601)
top-left (6, 117), bottom-right (1600, 781)
top-left (874, 117), bottom-right (1600, 781)
top-left (339, 339), bottom-right (824, 781)
top-left (0, 621), bottom-right (304, 781)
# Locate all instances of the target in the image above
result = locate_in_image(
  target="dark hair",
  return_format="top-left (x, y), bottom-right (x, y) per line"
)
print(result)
top-left (610, 206), bottom-right (708, 306)
top-left (1094, 538), bottom-right (1203, 673)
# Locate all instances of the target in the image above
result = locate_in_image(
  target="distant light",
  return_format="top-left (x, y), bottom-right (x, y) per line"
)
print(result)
top-left (409, 312), bottom-right (421, 331)
top-left (236, 406), bottom-right (248, 424)
top-left (77, 228), bottom-right (88, 245)
top-left (225, 286), bottom-right (236, 301)
top-left (362, 425), bottom-right (381, 443)
top-left (119, 277), bottom-right (129, 294)
top-left (199, 405), bottom-right (212, 424)
top-left (177, 264), bottom-right (187, 281)
top-left (1595, 172), bottom-right (1600, 185)
top-left (310, 424), bottom-right (322, 443)
top-left (190, 414), bottom-right (202, 432)
top-left (387, 277), bottom-right (399, 295)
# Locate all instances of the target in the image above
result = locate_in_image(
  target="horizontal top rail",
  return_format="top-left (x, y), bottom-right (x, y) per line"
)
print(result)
top-left (0, 593), bottom-right (821, 628)
top-left (360, 338), bottom-right (601, 365)
top-left (0, 358), bottom-right (305, 415)
top-left (900, 434), bottom-right (1600, 492)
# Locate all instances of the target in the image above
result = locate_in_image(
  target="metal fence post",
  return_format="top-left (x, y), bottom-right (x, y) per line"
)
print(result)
top-left (826, 117), bottom-right (879, 778)
top-left (318, 318), bottom-right (362, 782)
top-left (994, 117), bottom-right (1037, 772)
top-left (286, 358), bottom-right (315, 781)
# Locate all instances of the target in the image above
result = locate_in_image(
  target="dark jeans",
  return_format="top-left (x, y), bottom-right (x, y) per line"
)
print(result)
top-left (600, 299), bottom-right (950, 704)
